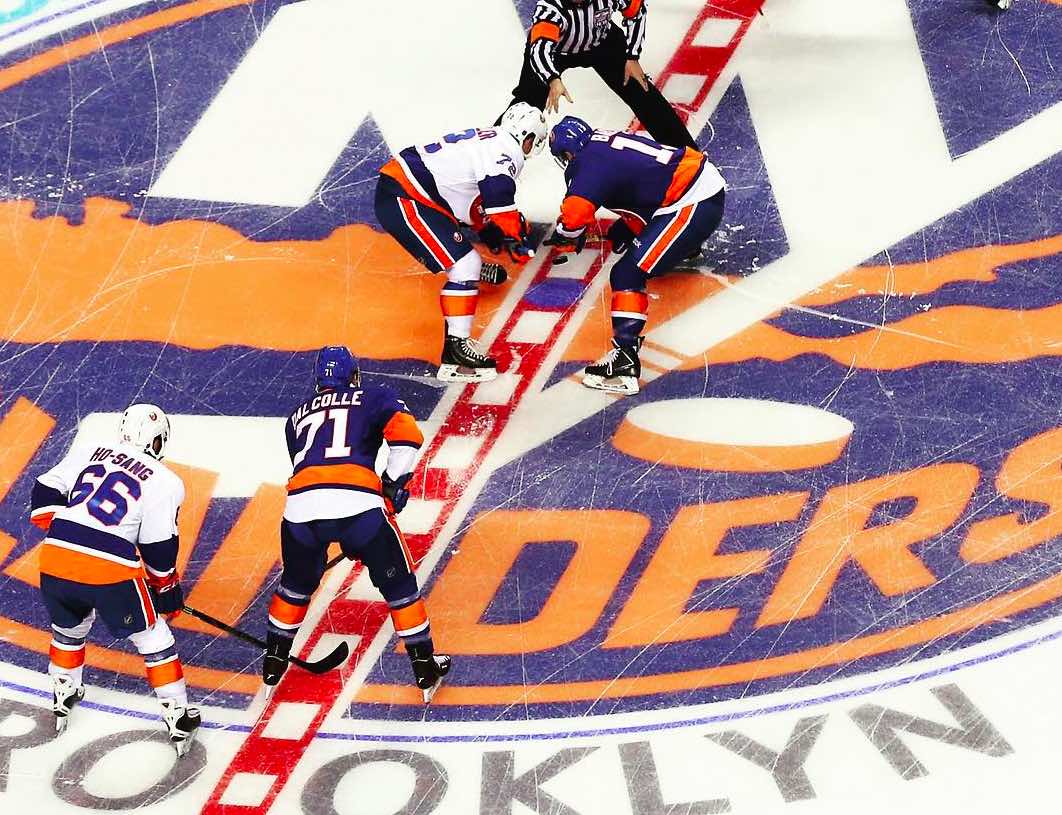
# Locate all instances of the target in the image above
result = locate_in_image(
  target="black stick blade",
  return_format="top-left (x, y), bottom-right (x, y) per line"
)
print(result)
top-left (293, 640), bottom-right (349, 674)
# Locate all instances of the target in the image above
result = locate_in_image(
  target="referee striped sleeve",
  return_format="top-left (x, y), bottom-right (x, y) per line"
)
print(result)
top-left (623, 0), bottom-right (646, 58)
top-left (530, 37), bottom-right (560, 83)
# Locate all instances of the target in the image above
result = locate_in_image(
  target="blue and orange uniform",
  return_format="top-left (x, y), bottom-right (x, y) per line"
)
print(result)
top-left (264, 347), bottom-right (448, 696)
top-left (550, 121), bottom-right (726, 346)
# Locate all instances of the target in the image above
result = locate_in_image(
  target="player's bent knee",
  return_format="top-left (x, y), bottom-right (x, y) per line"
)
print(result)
top-left (129, 619), bottom-right (176, 655)
top-left (376, 571), bottom-right (420, 606)
top-left (446, 249), bottom-right (481, 284)
top-left (610, 256), bottom-right (647, 292)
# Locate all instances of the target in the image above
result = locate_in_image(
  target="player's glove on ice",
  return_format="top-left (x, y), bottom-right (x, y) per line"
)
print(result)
top-left (544, 228), bottom-right (587, 254)
top-left (382, 474), bottom-right (411, 515)
top-left (147, 572), bottom-right (184, 618)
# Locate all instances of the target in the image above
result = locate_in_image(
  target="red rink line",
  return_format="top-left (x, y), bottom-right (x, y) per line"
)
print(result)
top-left (202, 5), bottom-right (760, 808)
top-left (632, 0), bottom-right (764, 132)
top-left (201, 246), bottom-right (609, 814)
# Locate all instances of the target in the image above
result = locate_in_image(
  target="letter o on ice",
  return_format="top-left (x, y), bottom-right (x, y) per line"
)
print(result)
top-left (301, 749), bottom-right (448, 815)
top-left (52, 729), bottom-right (207, 808)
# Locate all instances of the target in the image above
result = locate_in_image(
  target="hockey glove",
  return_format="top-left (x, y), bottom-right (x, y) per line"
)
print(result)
top-left (606, 219), bottom-right (636, 255)
top-left (543, 228), bottom-right (587, 255)
top-left (147, 572), bottom-right (184, 619)
top-left (478, 221), bottom-right (506, 254)
top-left (382, 473), bottom-right (411, 515)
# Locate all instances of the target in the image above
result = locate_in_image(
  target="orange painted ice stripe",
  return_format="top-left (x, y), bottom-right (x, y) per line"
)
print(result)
top-left (613, 420), bottom-right (851, 472)
top-left (357, 559), bottom-right (1062, 705)
top-left (383, 412), bottom-right (424, 447)
top-left (0, 397), bottom-right (54, 504)
top-left (49, 643), bottom-right (86, 669)
top-left (146, 658), bottom-right (184, 688)
top-left (0, 0), bottom-right (255, 95)
top-left (287, 463), bottom-right (381, 493)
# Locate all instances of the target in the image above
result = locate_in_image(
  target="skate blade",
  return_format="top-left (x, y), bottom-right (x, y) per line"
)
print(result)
top-left (54, 714), bottom-right (69, 734)
top-left (437, 364), bottom-right (497, 383)
top-left (421, 676), bottom-right (445, 704)
top-left (172, 735), bottom-right (195, 758)
top-left (247, 683), bottom-right (276, 724)
top-left (581, 373), bottom-right (639, 395)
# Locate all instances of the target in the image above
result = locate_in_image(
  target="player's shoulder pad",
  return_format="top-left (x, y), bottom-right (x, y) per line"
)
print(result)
top-left (152, 461), bottom-right (186, 498)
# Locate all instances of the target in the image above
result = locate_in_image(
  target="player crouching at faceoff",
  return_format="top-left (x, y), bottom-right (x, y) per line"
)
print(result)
top-left (375, 103), bottom-right (546, 383)
top-left (266, 347), bottom-right (450, 702)
top-left (546, 117), bottom-right (726, 395)
top-left (29, 405), bottom-right (200, 755)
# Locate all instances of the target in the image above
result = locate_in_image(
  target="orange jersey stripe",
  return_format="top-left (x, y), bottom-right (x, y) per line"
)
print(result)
top-left (383, 411), bottom-right (424, 447)
top-left (134, 577), bottom-right (158, 627)
top-left (612, 291), bottom-right (649, 315)
top-left (268, 594), bottom-right (309, 627)
top-left (529, 21), bottom-right (561, 42)
top-left (380, 159), bottom-right (455, 220)
top-left (49, 643), bottom-right (86, 669)
top-left (662, 148), bottom-right (706, 208)
top-left (146, 658), bottom-right (184, 689)
top-left (39, 543), bottom-right (144, 585)
top-left (639, 205), bottom-right (694, 272)
top-left (390, 599), bottom-right (428, 635)
top-left (287, 463), bottom-right (381, 494)
top-left (559, 195), bottom-right (598, 232)
top-left (622, 0), bottom-right (643, 18)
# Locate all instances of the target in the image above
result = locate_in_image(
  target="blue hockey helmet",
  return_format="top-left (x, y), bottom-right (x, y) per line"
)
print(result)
top-left (549, 116), bottom-right (593, 168)
top-left (314, 346), bottom-right (360, 391)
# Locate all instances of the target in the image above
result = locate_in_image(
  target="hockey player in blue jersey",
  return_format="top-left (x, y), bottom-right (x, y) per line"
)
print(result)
top-left (265, 346), bottom-right (450, 702)
top-left (545, 116), bottom-right (726, 395)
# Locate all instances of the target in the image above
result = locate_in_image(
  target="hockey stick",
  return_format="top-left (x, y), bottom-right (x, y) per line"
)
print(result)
top-left (180, 549), bottom-right (356, 672)
top-left (181, 605), bottom-right (350, 674)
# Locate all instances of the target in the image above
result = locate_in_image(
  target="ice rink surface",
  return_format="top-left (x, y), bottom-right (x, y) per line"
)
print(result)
top-left (0, 0), bottom-right (1060, 811)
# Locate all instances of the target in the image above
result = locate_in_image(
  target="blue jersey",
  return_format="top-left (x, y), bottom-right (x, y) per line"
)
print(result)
top-left (558, 131), bottom-right (723, 233)
top-left (283, 384), bottom-right (423, 523)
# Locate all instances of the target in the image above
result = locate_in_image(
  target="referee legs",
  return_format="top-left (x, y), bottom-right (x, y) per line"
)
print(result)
top-left (593, 26), bottom-right (696, 149)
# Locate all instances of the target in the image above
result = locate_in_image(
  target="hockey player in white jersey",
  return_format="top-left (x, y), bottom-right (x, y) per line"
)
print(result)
top-left (375, 102), bottom-right (547, 382)
top-left (28, 404), bottom-right (200, 755)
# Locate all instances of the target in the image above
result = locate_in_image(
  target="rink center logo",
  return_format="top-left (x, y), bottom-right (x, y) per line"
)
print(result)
top-left (0, 0), bottom-right (1058, 717)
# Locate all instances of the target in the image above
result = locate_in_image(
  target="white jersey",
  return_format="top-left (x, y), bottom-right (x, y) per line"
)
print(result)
top-left (394, 128), bottom-right (525, 226)
top-left (34, 441), bottom-right (184, 584)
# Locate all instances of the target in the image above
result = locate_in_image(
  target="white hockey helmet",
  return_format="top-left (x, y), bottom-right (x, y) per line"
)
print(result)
top-left (119, 403), bottom-right (171, 460)
top-left (499, 102), bottom-right (548, 156)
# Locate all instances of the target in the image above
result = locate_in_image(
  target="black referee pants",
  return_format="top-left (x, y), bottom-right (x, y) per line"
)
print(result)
top-left (505, 24), bottom-right (696, 150)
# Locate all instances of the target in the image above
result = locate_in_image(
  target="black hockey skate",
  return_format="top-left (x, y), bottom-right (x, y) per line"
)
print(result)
top-left (480, 263), bottom-right (508, 285)
top-left (582, 337), bottom-right (643, 395)
top-left (262, 634), bottom-right (291, 688)
top-left (160, 699), bottom-right (202, 758)
top-left (408, 644), bottom-right (452, 704)
top-left (52, 674), bottom-right (85, 734)
top-left (437, 335), bottom-right (497, 383)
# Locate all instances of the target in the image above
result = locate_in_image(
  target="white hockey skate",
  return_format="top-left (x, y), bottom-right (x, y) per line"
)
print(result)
top-left (437, 336), bottom-right (497, 383)
top-left (582, 338), bottom-right (643, 396)
top-left (160, 699), bottom-right (202, 757)
top-left (52, 674), bottom-right (85, 734)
